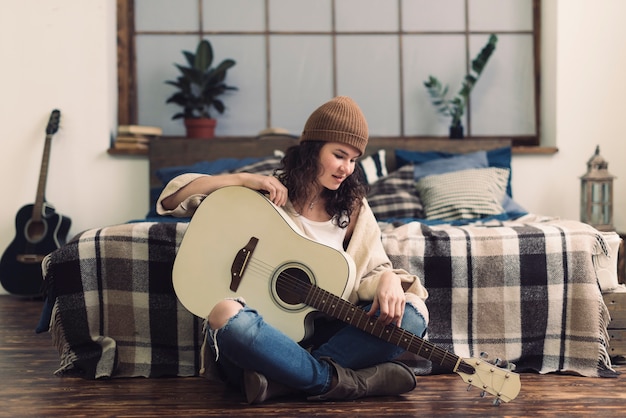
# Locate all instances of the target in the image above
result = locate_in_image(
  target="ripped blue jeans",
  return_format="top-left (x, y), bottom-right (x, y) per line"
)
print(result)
top-left (205, 301), bottom-right (427, 395)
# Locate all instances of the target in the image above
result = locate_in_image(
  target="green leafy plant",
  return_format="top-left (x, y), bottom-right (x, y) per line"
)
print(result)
top-left (424, 34), bottom-right (498, 130)
top-left (165, 39), bottom-right (237, 120)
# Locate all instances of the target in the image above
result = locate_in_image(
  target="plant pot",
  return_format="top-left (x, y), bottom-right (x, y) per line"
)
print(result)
top-left (184, 118), bottom-right (217, 139)
top-left (449, 125), bottom-right (464, 139)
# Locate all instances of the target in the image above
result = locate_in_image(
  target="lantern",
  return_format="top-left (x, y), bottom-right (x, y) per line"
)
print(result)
top-left (580, 146), bottom-right (616, 231)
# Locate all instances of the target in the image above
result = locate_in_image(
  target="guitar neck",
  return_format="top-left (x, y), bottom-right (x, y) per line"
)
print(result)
top-left (31, 134), bottom-right (53, 222)
top-left (302, 282), bottom-right (474, 375)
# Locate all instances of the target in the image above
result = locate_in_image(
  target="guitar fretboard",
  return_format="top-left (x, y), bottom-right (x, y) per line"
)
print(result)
top-left (285, 277), bottom-right (474, 375)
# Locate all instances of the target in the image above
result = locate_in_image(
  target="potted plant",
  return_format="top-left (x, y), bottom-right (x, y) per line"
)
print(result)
top-left (165, 39), bottom-right (237, 138)
top-left (424, 34), bottom-right (498, 139)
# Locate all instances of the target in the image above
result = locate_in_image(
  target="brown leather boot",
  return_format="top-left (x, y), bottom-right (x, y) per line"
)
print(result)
top-left (308, 358), bottom-right (416, 401)
top-left (243, 370), bottom-right (298, 404)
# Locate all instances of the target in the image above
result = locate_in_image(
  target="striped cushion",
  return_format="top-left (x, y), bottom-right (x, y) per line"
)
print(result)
top-left (359, 149), bottom-right (388, 184)
top-left (233, 157), bottom-right (282, 176)
top-left (415, 167), bottom-right (509, 220)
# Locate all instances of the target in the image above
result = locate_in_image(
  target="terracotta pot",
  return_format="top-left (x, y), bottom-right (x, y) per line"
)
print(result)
top-left (184, 118), bottom-right (217, 139)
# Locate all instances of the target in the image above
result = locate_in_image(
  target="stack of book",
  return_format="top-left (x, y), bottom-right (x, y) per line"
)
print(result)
top-left (113, 125), bottom-right (163, 151)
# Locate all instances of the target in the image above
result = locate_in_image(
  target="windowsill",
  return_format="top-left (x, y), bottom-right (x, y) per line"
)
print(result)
top-left (107, 147), bottom-right (148, 156)
top-left (512, 146), bottom-right (558, 155)
top-left (107, 144), bottom-right (558, 157)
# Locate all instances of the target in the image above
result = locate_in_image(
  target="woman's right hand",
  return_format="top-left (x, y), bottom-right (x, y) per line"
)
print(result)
top-left (239, 173), bottom-right (288, 206)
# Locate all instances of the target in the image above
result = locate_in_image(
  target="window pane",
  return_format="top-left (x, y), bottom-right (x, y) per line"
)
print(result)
top-left (269, 0), bottom-right (332, 32)
top-left (335, 0), bottom-right (398, 32)
top-left (470, 34), bottom-right (536, 135)
top-left (403, 35), bottom-right (467, 136)
top-left (469, 0), bottom-right (533, 31)
top-left (212, 35), bottom-right (267, 135)
top-left (336, 35), bottom-right (401, 136)
top-left (402, 0), bottom-right (466, 31)
top-left (136, 0), bottom-right (198, 31)
top-left (203, 0), bottom-right (265, 32)
top-left (136, 35), bottom-right (199, 135)
top-left (269, 35), bottom-right (333, 134)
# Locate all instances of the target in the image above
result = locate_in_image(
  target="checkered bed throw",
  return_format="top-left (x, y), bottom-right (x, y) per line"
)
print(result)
top-left (380, 217), bottom-right (617, 377)
top-left (44, 222), bottom-right (202, 379)
top-left (42, 217), bottom-right (617, 379)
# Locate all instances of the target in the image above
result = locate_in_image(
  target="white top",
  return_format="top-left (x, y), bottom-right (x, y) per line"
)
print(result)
top-left (298, 216), bottom-right (347, 252)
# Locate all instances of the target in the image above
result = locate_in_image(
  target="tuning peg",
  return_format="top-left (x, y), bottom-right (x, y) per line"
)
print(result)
top-left (480, 390), bottom-right (487, 398)
top-left (467, 384), bottom-right (473, 392)
top-left (494, 358), bottom-right (512, 368)
top-left (480, 352), bottom-right (489, 359)
top-left (507, 363), bottom-right (517, 371)
top-left (493, 397), bottom-right (501, 406)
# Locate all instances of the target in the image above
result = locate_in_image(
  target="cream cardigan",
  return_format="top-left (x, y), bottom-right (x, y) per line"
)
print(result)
top-left (156, 173), bottom-right (429, 323)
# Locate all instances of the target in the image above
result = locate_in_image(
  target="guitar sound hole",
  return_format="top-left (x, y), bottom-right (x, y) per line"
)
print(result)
top-left (25, 220), bottom-right (46, 243)
top-left (275, 267), bottom-right (311, 305)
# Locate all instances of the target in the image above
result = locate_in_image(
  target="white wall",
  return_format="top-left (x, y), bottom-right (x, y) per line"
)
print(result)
top-left (512, 0), bottom-right (626, 228)
top-left (1, 0), bottom-right (626, 294)
top-left (0, 0), bottom-right (147, 295)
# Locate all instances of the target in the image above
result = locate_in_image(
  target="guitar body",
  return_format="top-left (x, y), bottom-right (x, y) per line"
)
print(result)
top-left (174, 185), bottom-right (521, 404)
top-left (0, 203), bottom-right (71, 296)
top-left (173, 186), bottom-right (357, 343)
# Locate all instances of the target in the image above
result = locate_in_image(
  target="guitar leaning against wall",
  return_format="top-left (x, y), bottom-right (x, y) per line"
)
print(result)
top-left (0, 110), bottom-right (71, 297)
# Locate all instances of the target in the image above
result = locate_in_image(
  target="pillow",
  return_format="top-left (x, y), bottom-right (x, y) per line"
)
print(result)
top-left (156, 156), bottom-right (266, 184)
top-left (367, 165), bottom-right (424, 220)
top-left (359, 149), bottom-right (388, 184)
top-left (233, 157), bottom-right (282, 176)
top-left (413, 150), bottom-right (488, 181)
top-left (396, 147), bottom-right (513, 197)
top-left (415, 167), bottom-right (509, 221)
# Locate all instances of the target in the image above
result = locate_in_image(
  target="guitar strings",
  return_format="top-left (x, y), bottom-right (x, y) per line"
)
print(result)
top-left (233, 255), bottom-right (459, 368)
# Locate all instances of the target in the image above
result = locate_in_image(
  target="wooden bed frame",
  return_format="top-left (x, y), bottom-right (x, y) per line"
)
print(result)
top-left (149, 136), bottom-right (512, 189)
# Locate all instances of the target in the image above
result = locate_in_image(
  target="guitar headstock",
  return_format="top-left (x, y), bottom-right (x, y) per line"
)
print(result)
top-left (455, 357), bottom-right (521, 405)
top-left (46, 109), bottom-right (61, 135)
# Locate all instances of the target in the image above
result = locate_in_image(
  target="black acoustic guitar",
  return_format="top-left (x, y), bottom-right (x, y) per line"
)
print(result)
top-left (0, 110), bottom-right (71, 297)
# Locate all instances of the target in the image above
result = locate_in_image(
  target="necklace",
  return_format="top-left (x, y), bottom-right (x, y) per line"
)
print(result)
top-left (308, 196), bottom-right (320, 210)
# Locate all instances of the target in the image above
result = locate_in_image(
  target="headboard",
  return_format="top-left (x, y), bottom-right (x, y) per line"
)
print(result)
top-left (149, 136), bottom-right (512, 189)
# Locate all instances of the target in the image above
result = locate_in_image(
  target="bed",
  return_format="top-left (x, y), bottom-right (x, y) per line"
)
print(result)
top-left (38, 136), bottom-right (620, 379)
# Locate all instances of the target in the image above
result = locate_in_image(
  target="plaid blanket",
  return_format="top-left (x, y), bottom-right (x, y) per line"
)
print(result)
top-left (43, 222), bottom-right (202, 379)
top-left (42, 217), bottom-right (617, 379)
top-left (380, 217), bottom-right (617, 377)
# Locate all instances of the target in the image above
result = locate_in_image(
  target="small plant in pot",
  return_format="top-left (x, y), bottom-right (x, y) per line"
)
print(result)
top-left (165, 39), bottom-right (237, 138)
top-left (424, 34), bottom-right (497, 139)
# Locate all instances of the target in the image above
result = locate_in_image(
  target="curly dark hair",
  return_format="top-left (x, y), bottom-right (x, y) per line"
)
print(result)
top-left (276, 141), bottom-right (368, 228)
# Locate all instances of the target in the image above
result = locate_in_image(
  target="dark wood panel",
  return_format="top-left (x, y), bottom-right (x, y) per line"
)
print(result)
top-left (148, 136), bottom-right (512, 189)
top-left (2, 295), bottom-right (625, 417)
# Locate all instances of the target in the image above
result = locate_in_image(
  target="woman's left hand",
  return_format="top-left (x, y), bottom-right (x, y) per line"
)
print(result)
top-left (368, 271), bottom-right (406, 326)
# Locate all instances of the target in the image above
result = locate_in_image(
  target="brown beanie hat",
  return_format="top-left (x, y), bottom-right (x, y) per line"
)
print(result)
top-left (300, 96), bottom-right (369, 155)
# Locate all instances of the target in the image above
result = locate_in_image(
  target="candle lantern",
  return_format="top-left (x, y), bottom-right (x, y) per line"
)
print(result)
top-left (580, 146), bottom-right (615, 231)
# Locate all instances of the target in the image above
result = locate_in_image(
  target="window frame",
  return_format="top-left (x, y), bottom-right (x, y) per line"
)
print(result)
top-left (116, 0), bottom-right (542, 147)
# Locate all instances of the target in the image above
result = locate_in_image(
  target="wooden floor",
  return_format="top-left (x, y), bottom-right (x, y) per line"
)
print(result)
top-left (2, 295), bottom-right (626, 418)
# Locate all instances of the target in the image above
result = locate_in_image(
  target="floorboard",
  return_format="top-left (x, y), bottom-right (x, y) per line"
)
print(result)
top-left (1, 295), bottom-right (625, 417)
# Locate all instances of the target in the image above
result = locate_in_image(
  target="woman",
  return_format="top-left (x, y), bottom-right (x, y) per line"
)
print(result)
top-left (157, 96), bottom-right (429, 403)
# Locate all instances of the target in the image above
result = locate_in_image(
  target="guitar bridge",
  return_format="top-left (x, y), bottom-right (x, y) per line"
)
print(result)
top-left (16, 254), bottom-right (45, 264)
top-left (230, 237), bottom-right (258, 291)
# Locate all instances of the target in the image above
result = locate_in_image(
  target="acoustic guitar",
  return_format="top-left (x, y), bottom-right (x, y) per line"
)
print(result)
top-left (173, 186), bottom-right (521, 404)
top-left (0, 110), bottom-right (71, 297)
